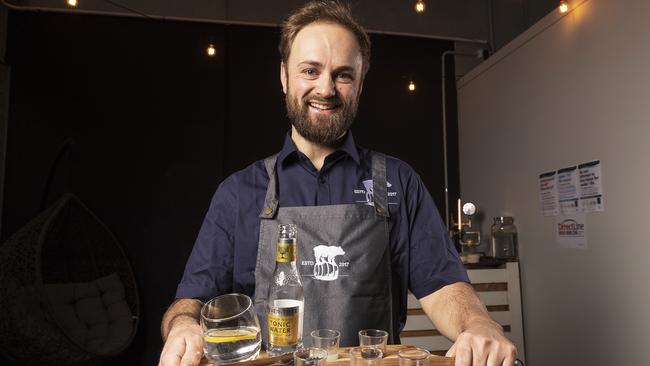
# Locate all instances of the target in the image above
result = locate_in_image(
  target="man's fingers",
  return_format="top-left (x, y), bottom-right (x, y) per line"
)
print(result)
top-left (501, 343), bottom-right (518, 366)
top-left (503, 355), bottom-right (517, 366)
top-left (486, 352), bottom-right (503, 366)
top-left (453, 339), bottom-right (473, 366)
top-left (179, 339), bottom-right (203, 366)
top-left (445, 342), bottom-right (457, 357)
top-left (471, 341), bottom-right (488, 366)
top-left (159, 339), bottom-right (185, 366)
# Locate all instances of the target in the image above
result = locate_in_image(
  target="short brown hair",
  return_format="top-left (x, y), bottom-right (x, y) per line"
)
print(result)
top-left (279, 0), bottom-right (371, 77)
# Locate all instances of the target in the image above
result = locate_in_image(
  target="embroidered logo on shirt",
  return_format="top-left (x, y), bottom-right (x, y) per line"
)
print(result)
top-left (354, 179), bottom-right (398, 206)
top-left (300, 245), bottom-right (349, 281)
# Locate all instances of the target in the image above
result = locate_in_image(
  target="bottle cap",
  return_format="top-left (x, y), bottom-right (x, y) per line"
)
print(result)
top-left (493, 216), bottom-right (514, 224)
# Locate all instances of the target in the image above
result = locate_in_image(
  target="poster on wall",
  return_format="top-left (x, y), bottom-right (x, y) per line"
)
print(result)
top-left (539, 171), bottom-right (558, 216)
top-left (556, 213), bottom-right (588, 249)
top-left (579, 160), bottom-right (604, 212)
top-left (557, 166), bottom-right (579, 214)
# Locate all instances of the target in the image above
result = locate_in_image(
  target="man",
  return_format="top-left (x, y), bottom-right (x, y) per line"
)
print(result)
top-left (159, 1), bottom-right (517, 366)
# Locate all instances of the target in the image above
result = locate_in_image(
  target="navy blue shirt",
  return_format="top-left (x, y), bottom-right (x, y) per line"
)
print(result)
top-left (177, 131), bottom-right (468, 333)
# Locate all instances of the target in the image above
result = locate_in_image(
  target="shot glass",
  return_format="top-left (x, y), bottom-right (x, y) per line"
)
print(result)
top-left (397, 348), bottom-right (430, 366)
top-left (294, 347), bottom-right (328, 366)
top-left (358, 329), bottom-right (389, 353)
top-left (311, 329), bottom-right (341, 361)
top-left (349, 346), bottom-right (383, 366)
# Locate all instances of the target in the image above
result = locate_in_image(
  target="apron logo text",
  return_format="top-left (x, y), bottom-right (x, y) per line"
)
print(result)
top-left (354, 179), bottom-right (398, 206)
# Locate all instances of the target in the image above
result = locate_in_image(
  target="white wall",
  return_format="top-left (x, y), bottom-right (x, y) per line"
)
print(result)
top-left (457, 0), bottom-right (650, 365)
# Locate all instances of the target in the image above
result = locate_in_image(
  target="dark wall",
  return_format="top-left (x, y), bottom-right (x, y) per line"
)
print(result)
top-left (2, 11), bottom-right (458, 366)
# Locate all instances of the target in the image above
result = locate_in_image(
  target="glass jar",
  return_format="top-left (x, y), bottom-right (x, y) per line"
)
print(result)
top-left (490, 217), bottom-right (518, 259)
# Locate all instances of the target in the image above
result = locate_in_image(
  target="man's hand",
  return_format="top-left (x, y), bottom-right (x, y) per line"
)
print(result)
top-left (445, 318), bottom-right (517, 366)
top-left (159, 318), bottom-right (203, 366)
top-left (419, 282), bottom-right (518, 366)
top-left (159, 298), bottom-right (204, 366)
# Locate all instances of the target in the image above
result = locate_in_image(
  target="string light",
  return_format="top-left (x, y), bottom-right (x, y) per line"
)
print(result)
top-left (415, 0), bottom-right (425, 14)
top-left (559, 0), bottom-right (569, 13)
top-left (206, 44), bottom-right (216, 57)
top-left (67, 0), bottom-right (78, 7)
top-left (408, 81), bottom-right (416, 92)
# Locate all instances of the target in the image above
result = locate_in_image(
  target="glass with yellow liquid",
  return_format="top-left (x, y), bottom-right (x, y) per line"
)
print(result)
top-left (201, 293), bottom-right (262, 364)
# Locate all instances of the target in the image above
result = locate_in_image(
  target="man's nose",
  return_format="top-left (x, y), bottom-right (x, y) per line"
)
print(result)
top-left (315, 75), bottom-right (336, 97)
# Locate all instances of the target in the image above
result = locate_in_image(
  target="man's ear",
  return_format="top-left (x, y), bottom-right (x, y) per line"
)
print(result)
top-left (280, 62), bottom-right (287, 94)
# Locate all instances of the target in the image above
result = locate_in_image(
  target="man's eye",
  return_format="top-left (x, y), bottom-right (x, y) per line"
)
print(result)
top-left (337, 73), bottom-right (353, 82)
top-left (302, 68), bottom-right (317, 76)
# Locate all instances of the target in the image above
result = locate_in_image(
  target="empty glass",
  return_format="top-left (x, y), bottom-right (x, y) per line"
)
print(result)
top-left (349, 346), bottom-right (383, 366)
top-left (294, 347), bottom-right (328, 366)
top-left (358, 329), bottom-right (388, 353)
top-left (200, 293), bottom-right (262, 364)
top-left (311, 329), bottom-right (341, 360)
top-left (398, 348), bottom-right (430, 366)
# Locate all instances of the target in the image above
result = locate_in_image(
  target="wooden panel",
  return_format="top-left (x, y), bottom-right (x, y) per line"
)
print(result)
top-left (506, 262), bottom-right (525, 363)
top-left (406, 305), bottom-right (508, 316)
top-left (404, 312), bottom-right (512, 332)
top-left (401, 330), bottom-right (514, 353)
top-left (468, 268), bottom-right (507, 283)
top-left (477, 291), bottom-right (508, 306)
top-left (400, 335), bottom-right (453, 351)
top-left (402, 326), bottom-right (511, 338)
top-left (408, 291), bottom-right (508, 309)
top-left (473, 283), bottom-right (508, 292)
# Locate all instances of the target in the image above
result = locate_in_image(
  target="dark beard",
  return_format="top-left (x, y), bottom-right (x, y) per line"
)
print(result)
top-left (286, 90), bottom-right (358, 147)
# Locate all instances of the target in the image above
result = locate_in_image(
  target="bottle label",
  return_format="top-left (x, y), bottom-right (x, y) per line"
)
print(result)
top-left (275, 239), bottom-right (295, 262)
top-left (267, 305), bottom-right (300, 346)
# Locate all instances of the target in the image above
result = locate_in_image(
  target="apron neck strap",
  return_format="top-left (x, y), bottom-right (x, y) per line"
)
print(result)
top-left (371, 151), bottom-right (390, 218)
top-left (258, 151), bottom-right (390, 219)
top-left (259, 154), bottom-right (279, 218)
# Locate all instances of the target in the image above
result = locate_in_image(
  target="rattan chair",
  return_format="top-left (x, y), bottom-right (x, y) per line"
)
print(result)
top-left (0, 193), bottom-right (140, 365)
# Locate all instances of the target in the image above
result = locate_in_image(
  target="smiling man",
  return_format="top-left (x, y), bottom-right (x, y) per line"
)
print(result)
top-left (159, 2), bottom-right (517, 366)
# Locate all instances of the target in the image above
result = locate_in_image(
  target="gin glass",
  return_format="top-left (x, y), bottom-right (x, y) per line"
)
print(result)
top-left (358, 329), bottom-right (389, 353)
top-left (201, 293), bottom-right (262, 364)
top-left (398, 348), bottom-right (430, 366)
top-left (311, 329), bottom-right (341, 360)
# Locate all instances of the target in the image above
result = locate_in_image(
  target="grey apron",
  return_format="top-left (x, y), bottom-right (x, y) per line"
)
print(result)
top-left (253, 152), bottom-right (395, 348)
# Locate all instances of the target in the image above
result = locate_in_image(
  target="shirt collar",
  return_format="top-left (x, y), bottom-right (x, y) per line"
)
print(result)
top-left (277, 130), bottom-right (361, 166)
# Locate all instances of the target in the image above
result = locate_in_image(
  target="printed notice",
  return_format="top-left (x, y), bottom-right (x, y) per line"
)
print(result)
top-left (556, 213), bottom-right (587, 249)
top-left (579, 160), bottom-right (604, 212)
top-left (557, 166), bottom-right (579, 214)
top-left (539, 171), bottom-right (558, 216)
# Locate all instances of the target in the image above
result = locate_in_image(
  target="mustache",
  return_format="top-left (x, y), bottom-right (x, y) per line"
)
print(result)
top-left (302, 95), bottom-right (343, 105)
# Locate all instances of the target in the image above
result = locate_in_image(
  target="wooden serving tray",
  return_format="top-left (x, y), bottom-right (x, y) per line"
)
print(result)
top-left (200, 345), bottom-right (454, 366)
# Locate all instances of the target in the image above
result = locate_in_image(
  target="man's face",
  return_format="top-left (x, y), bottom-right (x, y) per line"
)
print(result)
top-left (281, 22), bottom-right (364, 147)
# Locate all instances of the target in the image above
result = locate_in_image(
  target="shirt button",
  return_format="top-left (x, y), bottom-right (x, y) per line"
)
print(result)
top-left (319, 177), bottom-right (326, 184)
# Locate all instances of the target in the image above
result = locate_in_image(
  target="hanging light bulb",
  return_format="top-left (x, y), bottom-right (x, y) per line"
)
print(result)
top-left (408, 81), bottom-right (416, 92)
top-left (206, 44), bottom-right (216, 57)
top-left (67, 0), bottom-right (78, 7)
top-left (559, 0), bottom-right (569, 13)
top-left (415, 0), bottom-right (425, 14)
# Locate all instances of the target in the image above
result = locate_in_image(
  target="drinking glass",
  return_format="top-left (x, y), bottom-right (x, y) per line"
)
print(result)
top-left (311, 329), bottom-right (340, 360)
top-left (358, 329), bottom-right (388, 353)
top-left (294, 347), bottom-right (328, 366)
top-left (397, 348), bottom-right (430, 366)
top-left (201, 293), bottom-right (262, 364)
top-left (349, 346), bottom-right (383, 366)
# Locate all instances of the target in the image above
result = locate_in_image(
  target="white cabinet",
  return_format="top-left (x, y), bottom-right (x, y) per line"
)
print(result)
top-left (400, 262), bottom-right (525, 363)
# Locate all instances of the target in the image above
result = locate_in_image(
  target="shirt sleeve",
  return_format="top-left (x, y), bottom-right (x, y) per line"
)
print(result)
top-left (404, 168), bottom-right (469, 299)
top-left (175, 175), bottom-right (238, 301)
